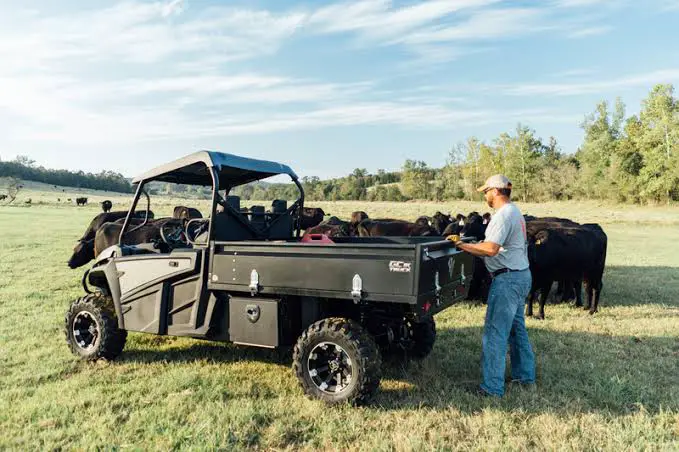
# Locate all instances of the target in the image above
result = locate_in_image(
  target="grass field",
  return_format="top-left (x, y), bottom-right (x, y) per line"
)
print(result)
top-left (1, 198), bottom-right (678, 450)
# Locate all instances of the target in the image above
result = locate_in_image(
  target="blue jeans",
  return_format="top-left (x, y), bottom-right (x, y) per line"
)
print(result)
top-left (481, 269), bottom-right (535, 396)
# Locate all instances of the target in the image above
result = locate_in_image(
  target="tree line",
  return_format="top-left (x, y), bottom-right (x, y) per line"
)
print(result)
top-left (0, 156), bottom-right (133, 194)
top-left (296, 83), bottom-right (678, 204)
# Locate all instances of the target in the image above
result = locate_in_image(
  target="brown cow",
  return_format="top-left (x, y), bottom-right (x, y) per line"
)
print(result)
top-left (299, 207), bottom-right (326, 230)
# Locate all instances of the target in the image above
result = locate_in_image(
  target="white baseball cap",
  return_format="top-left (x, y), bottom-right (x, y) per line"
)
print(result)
top-left (477, 174), bottom-right (512, 193)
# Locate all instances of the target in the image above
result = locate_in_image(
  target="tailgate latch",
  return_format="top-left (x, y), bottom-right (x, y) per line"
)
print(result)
top-left (351, 274), bottom-right (363, 303)
top-left (249, 269), bottom-right (260, 296)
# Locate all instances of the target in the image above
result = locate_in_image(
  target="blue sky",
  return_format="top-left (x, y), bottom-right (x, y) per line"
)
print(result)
top-left (1, 0), bottom-right (678, 179)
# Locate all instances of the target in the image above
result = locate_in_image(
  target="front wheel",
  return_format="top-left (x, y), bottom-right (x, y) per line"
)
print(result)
top-left (292, 318), bottom-right (381, 406)
top-left (64, 293), bottom-right (127, 361)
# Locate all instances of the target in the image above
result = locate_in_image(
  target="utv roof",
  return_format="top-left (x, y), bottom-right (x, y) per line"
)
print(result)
top-left (132, 151), bottom-right (298, 187)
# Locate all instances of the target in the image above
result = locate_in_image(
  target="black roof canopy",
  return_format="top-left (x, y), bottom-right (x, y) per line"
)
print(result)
top-left (132, 151), bottom-right (299, 187)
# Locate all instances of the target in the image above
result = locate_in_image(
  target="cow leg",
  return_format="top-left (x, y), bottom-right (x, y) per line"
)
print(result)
top-left (583, 280), bottom-right (593, 311)
top-left (589, 280), bottom-right (603, 315)
top-left (573, 279), bottom-right (583, 307)
top-left (536, 283), bottom-right (550, 320)
top-left (526, 284), bottom-right (537, 317)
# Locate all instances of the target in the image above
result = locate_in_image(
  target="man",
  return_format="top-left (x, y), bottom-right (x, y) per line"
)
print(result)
top-left (455, 174), bottom-right (535, 397)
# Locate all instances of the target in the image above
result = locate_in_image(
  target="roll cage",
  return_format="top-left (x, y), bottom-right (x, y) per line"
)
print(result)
top-left (119, 151), bottom-right (305, 245)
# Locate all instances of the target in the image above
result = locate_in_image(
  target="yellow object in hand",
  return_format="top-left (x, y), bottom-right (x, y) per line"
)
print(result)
top-left (446, 234), bottom-right (460, 243)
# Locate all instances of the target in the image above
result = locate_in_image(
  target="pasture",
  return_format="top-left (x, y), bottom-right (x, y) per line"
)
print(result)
top-left (1, 197), bottom-right (678, 450)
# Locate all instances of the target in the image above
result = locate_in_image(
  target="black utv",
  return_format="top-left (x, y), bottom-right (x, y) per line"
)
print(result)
top-left (65, 151), bottom-right (473, 405)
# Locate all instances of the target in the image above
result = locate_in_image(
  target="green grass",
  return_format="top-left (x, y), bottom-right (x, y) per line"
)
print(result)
top-left (1, 202), bottom-right (678, 450)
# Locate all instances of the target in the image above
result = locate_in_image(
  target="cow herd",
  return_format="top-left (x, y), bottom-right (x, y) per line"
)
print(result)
top-left (66, 204), bottom-right (607, 319)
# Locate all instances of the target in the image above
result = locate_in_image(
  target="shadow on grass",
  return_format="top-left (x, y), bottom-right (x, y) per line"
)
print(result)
top-left (118, 325), bottom-right (678, 416)
top-left (377, 326), bottom-right (679, 414)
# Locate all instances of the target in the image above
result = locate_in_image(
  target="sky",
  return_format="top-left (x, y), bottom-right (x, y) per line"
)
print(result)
top-left (1, 0), bottom-right (679, 179)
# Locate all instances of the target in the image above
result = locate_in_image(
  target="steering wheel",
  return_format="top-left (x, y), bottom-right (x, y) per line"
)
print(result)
top-left (186, 218), bottom-right (210, 245)
top-left (160, 220), bottom-right (189, 247)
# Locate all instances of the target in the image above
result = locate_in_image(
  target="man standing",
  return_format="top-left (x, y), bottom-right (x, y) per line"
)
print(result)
top-left (455, 175), bottom-right (535, 397)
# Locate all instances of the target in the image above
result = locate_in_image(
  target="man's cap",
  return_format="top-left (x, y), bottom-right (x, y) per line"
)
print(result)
top-left (477, 174), bottom-right (512, 192)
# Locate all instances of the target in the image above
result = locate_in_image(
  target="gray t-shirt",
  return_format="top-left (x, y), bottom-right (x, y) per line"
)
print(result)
top-left (483, 203), bottom-right (530, 273)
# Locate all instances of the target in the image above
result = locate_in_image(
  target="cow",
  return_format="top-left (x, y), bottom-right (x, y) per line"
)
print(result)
top-left (526, 216), bottom-right (581, 303)
top-left (357, 219), bottom-right (435, 237)
top-left (415, 216), bottom-right (431, 227)
top-left (25, 199), bottom-right (32, 205)
top-left (526, 223), bottom-right (607, 319)
top-left (351, 211), bottom-right (369, 225)
top-left (0, 195), bottom-right (7, 201)
top-left (431, 211), bottom-right (452, 235)
top-left (303, 221), bottom-right (350, 238)
top-left (68, 216), bottom-right (162, 269)
top-left (76, 197), bottom-right (88, 206)
top-left (101, 200), bottom-right (113, 213)
top-left (77, 210), bottom-right (155, 243)
top-left (93, 219), bottom-right (181, 257)
top-left (173, 206), bottom-right (203, 223)
top-left (443, 213), bottom-right (467, 236)
top-left (299, 207), bottom-right (326, 230)
top-left (459, 213), bottom-right (491, 302)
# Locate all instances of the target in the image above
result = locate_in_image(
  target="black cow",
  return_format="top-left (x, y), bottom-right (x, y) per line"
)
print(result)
top-left (357, 220), bottom-right (435, 237)
top-left (443, 213), bottom-right (467, 236)
top-left (299, 207), bottom-right (326, 230)
top-left (76, 197), bottom-right (88, 206)
top-left (431, 211), bottom-right (452, 235)
top-left (458, 213), bottom-right (491, 302)
top-left (415, 216), bottom-right (431, 227)
top-left (0, 195), bottom-right (7, 201)
top-left (101, 200), bottom-right (113, 213)
top-left (526, 223), bottom-right (607, 319)
top-left (173, 206), bottom-right (203, 223)
top-left (526, 216), bottom-right (581, 303)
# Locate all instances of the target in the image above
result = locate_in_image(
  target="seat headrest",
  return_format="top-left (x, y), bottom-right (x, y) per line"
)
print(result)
top-left (272, 200), bottom-right (287, 213)
top-left (226, 196), bottom-right (240, 210)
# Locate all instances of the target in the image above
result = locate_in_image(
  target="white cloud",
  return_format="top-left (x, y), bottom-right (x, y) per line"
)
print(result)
top-left (568, 25), bottom-right (613, 38)
top-left (555, 0), bottom-right (613, 7)
top-left (308, 0), bottom-right (500, 38)
top-left (504, 69), bottom-right (679, 96)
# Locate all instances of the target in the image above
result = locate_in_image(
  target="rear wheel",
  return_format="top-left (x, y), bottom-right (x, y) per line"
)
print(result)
top-left (393, 316), bottom-right (437, 360)
top-left (65, 293), bottom-right (127, 361)
top-left (293, 318), bottom-right (381, 406)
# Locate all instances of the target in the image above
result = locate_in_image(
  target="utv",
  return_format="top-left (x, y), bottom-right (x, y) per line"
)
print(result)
top-left (65, 151), bottom-right (474, 405)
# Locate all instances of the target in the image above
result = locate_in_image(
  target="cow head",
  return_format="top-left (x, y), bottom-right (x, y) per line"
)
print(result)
top-left (68, 239), bottom-right (95, 269)
top-left (461, 214), bottom-right (486, 240)
top-left (431, 211), bottom-right (451, 235)
top-left (351, 211), bottom-right (369, 225)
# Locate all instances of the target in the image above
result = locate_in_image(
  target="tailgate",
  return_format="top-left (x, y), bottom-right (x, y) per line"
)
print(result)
top-left (415, 240), bottom-right (475, 316)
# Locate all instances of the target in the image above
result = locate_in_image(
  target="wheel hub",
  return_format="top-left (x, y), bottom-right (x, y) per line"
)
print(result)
top-left (72, 311), bottom-right (99, 351)
top-left (307, 342), bottom-right (353, 394)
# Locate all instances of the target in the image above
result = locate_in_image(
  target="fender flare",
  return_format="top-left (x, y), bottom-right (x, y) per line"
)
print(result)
top-left (88, 260), bottom-right (125, 329)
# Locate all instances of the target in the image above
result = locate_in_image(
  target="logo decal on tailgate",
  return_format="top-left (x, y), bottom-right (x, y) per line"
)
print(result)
top-left (389, 261), bottom-right (412, 273)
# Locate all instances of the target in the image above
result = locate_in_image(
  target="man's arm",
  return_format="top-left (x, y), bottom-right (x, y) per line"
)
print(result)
top-left (456, 241), bottom-right (501, 257)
